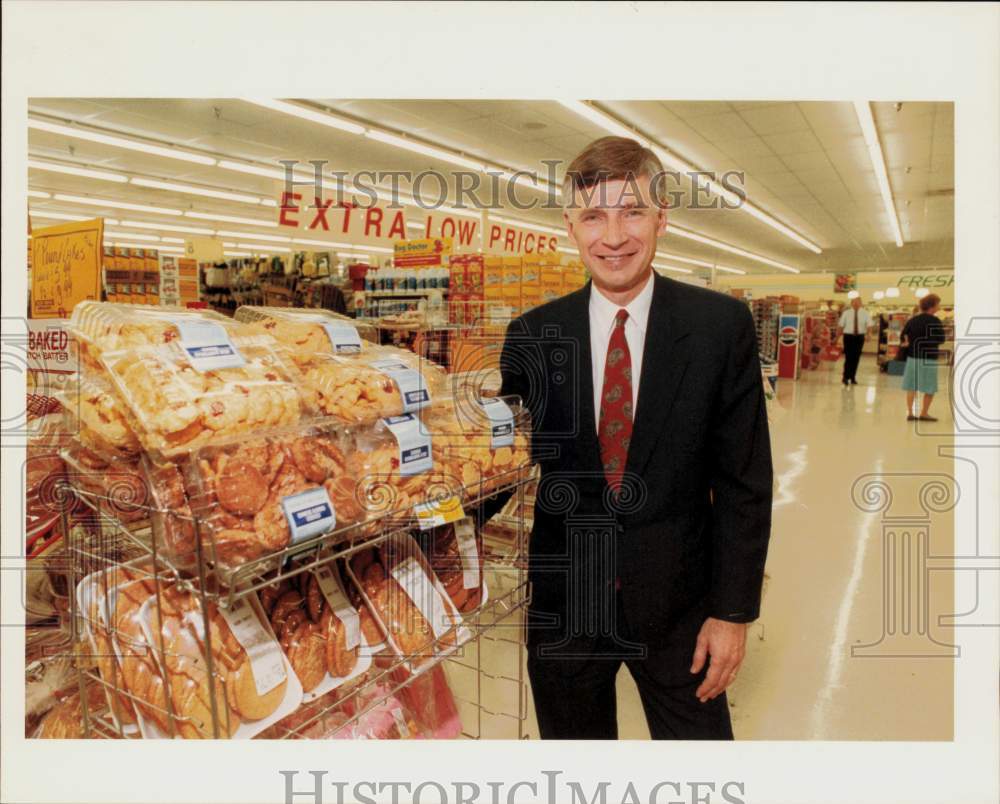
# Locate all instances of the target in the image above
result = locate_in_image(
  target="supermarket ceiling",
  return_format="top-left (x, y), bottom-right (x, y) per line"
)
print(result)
top-left (26, 99), bottom-right (954, 277)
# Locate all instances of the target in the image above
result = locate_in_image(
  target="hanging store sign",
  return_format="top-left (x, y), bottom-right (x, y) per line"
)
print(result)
top-left (393, 237), bottom-right (452, 267)
top-left (484, 222), bottom-right (558, 255)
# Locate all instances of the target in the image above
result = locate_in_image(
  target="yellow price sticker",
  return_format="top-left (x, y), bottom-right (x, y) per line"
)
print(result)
top-left (413, 495), bottom-right (465, 530)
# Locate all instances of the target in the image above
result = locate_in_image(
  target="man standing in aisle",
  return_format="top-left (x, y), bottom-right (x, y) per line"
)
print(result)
top-left (837, 295), bottom-right (871, 386)
top-left (497, 137), bottom-right (773, 739)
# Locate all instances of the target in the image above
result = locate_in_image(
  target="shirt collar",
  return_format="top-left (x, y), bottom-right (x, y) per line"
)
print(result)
top-left (589, 271), bottom-right (655, 337)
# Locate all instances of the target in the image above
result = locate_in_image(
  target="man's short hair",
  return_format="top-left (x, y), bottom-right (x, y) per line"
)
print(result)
top-left (562, 136), bottom-right (667, 209)
top-left (919, 293), bottom-right (941, 312)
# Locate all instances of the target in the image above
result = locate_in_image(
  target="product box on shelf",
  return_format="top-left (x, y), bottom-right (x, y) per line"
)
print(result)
top-left (128, 249), bottom-right (145, 305)
top-left (143, 249), bottom-right (160, 306)
top-left (483, 257), bottom-right (504, 299)
top-left (464, 255), bottom-right (485, 299)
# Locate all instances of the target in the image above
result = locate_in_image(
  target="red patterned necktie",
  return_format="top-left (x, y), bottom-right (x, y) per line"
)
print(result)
top-left (598, 309), bottom-right (634, 493)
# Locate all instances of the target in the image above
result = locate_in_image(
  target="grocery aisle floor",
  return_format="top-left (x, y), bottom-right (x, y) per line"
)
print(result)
top-left (450, 354), bottom-right (956, 741)
top-left (615, 355), bottom-right (956, 741)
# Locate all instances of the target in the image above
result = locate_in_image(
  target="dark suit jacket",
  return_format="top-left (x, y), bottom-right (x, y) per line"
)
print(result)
top-left (497, 273), bottom-right (773, 654)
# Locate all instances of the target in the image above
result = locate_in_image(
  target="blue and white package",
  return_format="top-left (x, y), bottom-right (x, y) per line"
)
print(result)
top-left (320, 323), bottom-right (363, 355)
top-left (369, 357), bottom-right (431, 412)
top-left (174, 320), bottom-right (246, 371)
top-left (480, 398), bottom-right (515, 449)
top-left (280, 487), bottom-right (337, 544)
top-left (382, 413), bottom-right (433, 476)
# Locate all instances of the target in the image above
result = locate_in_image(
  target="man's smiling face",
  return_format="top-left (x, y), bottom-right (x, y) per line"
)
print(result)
top-left (564, 174), bottom-right (667, 300)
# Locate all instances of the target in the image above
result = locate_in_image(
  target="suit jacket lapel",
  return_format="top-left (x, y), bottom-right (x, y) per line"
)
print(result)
top-left (626, 274), bottom-right (692, 479)
top-left (560, 282), bottom-right (601, 467)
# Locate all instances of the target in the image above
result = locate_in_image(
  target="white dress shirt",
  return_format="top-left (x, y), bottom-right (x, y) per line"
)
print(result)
top-left (589, 272), bottom-right (655, 432)
top-left (838, 306), bottom-right (871, 335)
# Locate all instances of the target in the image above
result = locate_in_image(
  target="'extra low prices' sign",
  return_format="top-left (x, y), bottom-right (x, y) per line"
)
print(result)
top-left (276, 190), bottom-right (480, 251)
top-left (274, 189), bottom-right (560, 255)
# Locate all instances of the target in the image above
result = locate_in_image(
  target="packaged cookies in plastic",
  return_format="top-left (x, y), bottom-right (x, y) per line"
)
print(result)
top-left (71, 302), bottom-right (306, 455)
top-left (185, 424), bottom-right (362, 573)
top-left (346, 412), bottom-right (463, 522)
top-left (424, 518), bottom-right (485, 614)
top-left (135, 584), bottom-right (299, 739)
top-left (60, 441), bottom-right (152, 524)
top-left (234, 306), bottom-right (377, 368)
top-left (59, 375), bottom-right (140, 460)
top-left (422, 395), bottom-right (531, 498)
top-left (70, 302), bottom-right (248, 369)
top-left (345, 533), bottom-right (466, 668)
top-left (258, 564), bottom-right (369, 697)
top-left (297, 347), bottom-right (448, 426)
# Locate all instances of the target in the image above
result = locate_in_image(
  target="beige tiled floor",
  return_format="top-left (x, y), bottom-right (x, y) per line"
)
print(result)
top-left (452, 355), bottom-right (956, 740)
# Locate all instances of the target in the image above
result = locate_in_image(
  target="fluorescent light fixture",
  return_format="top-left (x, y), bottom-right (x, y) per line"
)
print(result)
top-left (216, 230), bottom-right (292, 243)
top-left (886, 287), bottom-right (900, 298)
top-left (493, 169), bottom-right (556, 196)
top-left (224, 250), bottom-right (253, 257)
top-left (260, 199), bottom-right (278, 207)
top-left (847, 290), bottom-right (860, 299)
top-left (654, 250), bottom-right (746, 274)
top-left (351, 244), bottom-right (393, 254)
top-left (131, 177), bottom-right (262, 205)
top-left (365, 129), bottom-right (485, 171)
top-left (557, 246), bottom-right (578, 255)
top-left (854, 101), bottom-right (904, 247)
top-left (558, 100), bottom-right (651, 146)
top-left (915, 288), bottom-right (930, 298)
top-left (29, 210), bottom-right (91, 222)
top-left (28, 159), bottom-right (128, 183)
top-left (236, 243), bottom-right (291, 253)
top-left (217, 159), bottom-right (319, 185)
top-left (293, 237), bottom-right (354, 249)
top-left (653, 262), bottom-right (694, 275)
top-left (54, 193), bottom-right (182, 216)
top-left (185, 211), bottom-right (277, 227)
top-left (104, 231), bottom-right (161, 243)
top-left (244, 99), bottom-right (366, 135)
top-left (406, 221), bottom-right (426, 230)
top-left (29, 117), bottom-right (216, 166)
top-left (120, 219), bottom-right (215, 235)
top-left (490, 214), bottom-right (565, 237)
top-left (28, 190), bottom-right (51, 199)
top-left (668, 224), bottom-right (800, 273)
top-left (873, 291), bottom-right (885, 300)
top-left (160, 236), bottom-right (185, 244)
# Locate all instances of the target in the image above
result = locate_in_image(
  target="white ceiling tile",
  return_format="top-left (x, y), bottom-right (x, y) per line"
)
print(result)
top-left (738, 104), bottom-right (810, 135)
top-left (762, 130), bottom-right (824, 155)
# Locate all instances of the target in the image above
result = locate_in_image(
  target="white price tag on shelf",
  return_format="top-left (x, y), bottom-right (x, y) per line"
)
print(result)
top-left (321, 323), bottom-right (363, 355)
top-left (480, 397), bottom-right (514, 449)
top-left (280, 487), bottom-right (336, 544)
top-left (370, 358), bottom-right (430, 412)
top-left (391, 557), bottom-right (451, 640)
top-left (219, 597), bottom-right (286, 696)
top-left (413, 495), bottom-right (465, 530)
top-left (174, 320), bottom-right (246, 371)
top-left (454, 517), bottom-right (481, 589)
top-left (314, 565), bottom-right (361, 650)
top-left (382, 413), bottom-right (432, 476)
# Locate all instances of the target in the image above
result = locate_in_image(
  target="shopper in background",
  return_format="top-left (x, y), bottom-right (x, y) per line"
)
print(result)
top-left (495, 137), bottom-right (773, 740)
top-left (837, 296), bottom-right (871, 386)
top-left (900, 293), bottom-right (946, 421)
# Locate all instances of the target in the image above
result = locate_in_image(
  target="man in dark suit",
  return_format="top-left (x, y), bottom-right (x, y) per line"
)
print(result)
top-left (497, 137), bottom-right (773, 740)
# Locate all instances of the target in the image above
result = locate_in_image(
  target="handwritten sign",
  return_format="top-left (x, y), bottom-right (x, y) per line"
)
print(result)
top-left (30, 218), bottom-right (104, 319)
